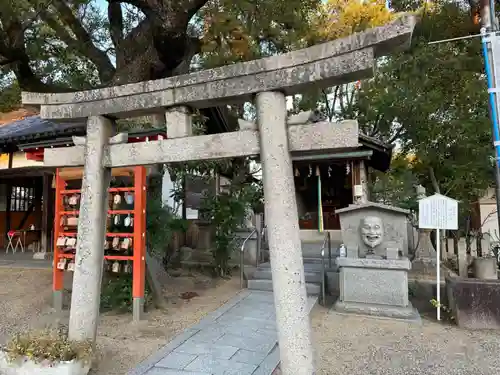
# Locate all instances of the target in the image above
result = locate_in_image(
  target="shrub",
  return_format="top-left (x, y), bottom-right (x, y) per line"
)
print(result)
top-left (100, 273), bottom-right (152, 313)
top-left (3, 328), bottom-right (93, 365)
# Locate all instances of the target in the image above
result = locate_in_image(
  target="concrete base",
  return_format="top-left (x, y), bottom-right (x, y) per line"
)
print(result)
top-left (447, 274), bottom-right (500, 330)
top-left (472, 257), bottom-right (498, 280)
top-left (32, 252), bottom-right (51, 260)
top-left (335, 257), bottom-right (420, 322)
top-left (53, 290), bottom-right (63, 312)
top-left (337, 257), bottom-right (411, 307)
top-left (0, 352), bottom-right (90, 375)
top-left (326, 270), bottom-right (340, 295)
top-left (333, 300), bottom-right (421, 322)
top-left (133, 297), bottom-right (144, 322)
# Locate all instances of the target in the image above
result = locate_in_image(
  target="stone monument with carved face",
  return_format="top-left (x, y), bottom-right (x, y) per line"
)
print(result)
top-left (360, 216), bottom-right (384, 255)
top-left (336, 202), bottom-right (409, 258)
top-left (334, 202), bottom-right (419, 321)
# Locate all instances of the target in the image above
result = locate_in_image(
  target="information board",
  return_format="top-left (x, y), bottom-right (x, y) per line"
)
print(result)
top-left (418, 193), bottom-right (458, 230)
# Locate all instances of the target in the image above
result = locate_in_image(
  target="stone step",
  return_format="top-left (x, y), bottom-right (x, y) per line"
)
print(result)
top-left (253, 268), bottom-right (322, 284)
top-left (257, 260), bottom-right (337, 272)
top-left (247, 279), bottom-right (321, 295)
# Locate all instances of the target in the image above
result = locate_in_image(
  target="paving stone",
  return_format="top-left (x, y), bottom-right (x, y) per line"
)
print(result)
top-left (184, 354), bottom-right (257, 375)
top-left (252, 344), bottom-right (280, 375)
top-left (189, 329), bottom-right (224, 343)
top-left (155, 352), bottom-right (197, 369)
top-left (131, 291), bottom-right (281, 375)
top-left (215, 333), bottom-right (275, 353)
top-left (128, 328), bottom-right (199, 375)
top-left (174, 342), bottom-right (239, 359)
top-left (230, 349), bottom-right (269, 366)
top-left (145, 368), bottom-right (210, 375)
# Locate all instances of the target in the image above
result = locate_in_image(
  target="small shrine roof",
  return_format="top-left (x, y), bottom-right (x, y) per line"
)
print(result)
top-left (336, 202), bottom-right (410, 215)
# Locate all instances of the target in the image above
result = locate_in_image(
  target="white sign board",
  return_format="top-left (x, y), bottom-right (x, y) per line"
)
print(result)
top-left (418, 193), bottom-right (458, 230)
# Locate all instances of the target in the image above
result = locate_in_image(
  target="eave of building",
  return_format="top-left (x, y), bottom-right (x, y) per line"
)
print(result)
top-left (0, 106), bottom-right (236, 153)
top-left (16, 128), bottom-right (168, 151)
top-left (290, 135), bottom-right (393, 173)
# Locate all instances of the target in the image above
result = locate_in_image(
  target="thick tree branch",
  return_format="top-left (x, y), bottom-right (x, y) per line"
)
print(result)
top-left (0, 3), bottom-right (68, 92)
top-left (388, 125), bottom-right (404, 144)
top-left (172, 36), bottom-right (201, 75)
top-left (107, 1), bottom-right (124, 49)
top-left (429, 166), bottom-right (441, 194)
top-left (321, 89), bottom-right (332, 121)
top-left (50, 0), bottom-right (115, 83)
top-left (185, 0), bottom-right (209, 19)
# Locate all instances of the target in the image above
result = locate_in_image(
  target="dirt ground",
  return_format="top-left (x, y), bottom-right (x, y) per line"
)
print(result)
top-left (6, 267), bottom-right (500, 375)
top-left (310, 305), bottom-right (500, 375)
top-left (0, 268), bottom-right (53, 345)
top-left (0, 267), bottom-right (241, 375)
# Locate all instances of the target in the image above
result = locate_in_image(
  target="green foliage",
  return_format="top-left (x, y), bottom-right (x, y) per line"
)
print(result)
top-left (146, 189), bottom-right (188, 259)
top-left (4, 328), bottom-right (93, 364)
top-left (100, 273), bottom-right (151, 313)
top-left (0, 80), bottom-right (21, 112)
top-left (379, 2), bottom-right (491, 200)
top-left (370, 155), bottom-right (419, 211)
top-left (201, 183), bottom-right (260, 277)
top-left (345, 1), bottom-right (492, 225)
top-left (430, 298), bottom-right (455, 322)
top-left (1, 0), bottom-right (322, 94)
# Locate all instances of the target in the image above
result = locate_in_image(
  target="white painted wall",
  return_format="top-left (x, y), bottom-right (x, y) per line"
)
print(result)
top-left (0, 152), bottom-right (43, 169)
top-left (479, 188), bottom-right (498, 238)
top-left (161, 169), bottom-right (182, 216)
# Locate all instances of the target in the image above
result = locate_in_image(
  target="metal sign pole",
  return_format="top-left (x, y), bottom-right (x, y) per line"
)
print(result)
top-left (436, 228), bottom-right (441, 321)
top-left (481, 29), bottom-right (500, 243)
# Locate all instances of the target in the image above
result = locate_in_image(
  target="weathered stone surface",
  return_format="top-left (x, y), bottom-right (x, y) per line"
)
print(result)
top-left (336, 257), bottom-right (411, 270)
top-left (447, 275), bottom-right (500, 330)
top-left (337, 258), bottom-right (410, 306)
top-left (42, 120), bottom-right (360, 168)
top-left (68, 116), bottom-right (113, 342)
top-left (336, 202), bottom-right (410, 257)
top-left (256, 91), bottom-right (314, 374)
top-left (165, 106), bottom-right (192, 138)
top-left (472, 257), bottom-right (498, 280)
top-left (333, 300), bottom-right (420, 321)
top-left (22, 16), bottom-right (416, 120)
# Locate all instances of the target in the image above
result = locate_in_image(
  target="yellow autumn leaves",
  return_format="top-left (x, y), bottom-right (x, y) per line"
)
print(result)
top-left (200, 0), bottom-right (395, 66)
top-left (313, 0), bottom-right (395, 42)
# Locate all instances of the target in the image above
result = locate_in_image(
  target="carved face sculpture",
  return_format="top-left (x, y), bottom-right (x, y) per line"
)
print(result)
top-left (360, 216), bottom-right (383, 249)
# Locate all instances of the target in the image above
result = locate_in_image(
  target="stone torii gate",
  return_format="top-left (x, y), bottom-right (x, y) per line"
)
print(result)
top-left (22, 16), bottom-right (415, 375)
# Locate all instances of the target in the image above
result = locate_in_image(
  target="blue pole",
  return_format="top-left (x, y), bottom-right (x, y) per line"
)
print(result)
top-left (481, 29), bottom-right (500, 238)
top-left (481, 32), bottom-right (500, 160)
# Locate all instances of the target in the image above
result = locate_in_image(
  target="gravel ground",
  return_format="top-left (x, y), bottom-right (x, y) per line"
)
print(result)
top-left (0, 268), bottom-right (52, 345)
top-left (0, 268), bottom-right (241, 375)
top-left (7, 267), bottom-right (500, 375)
top-left (310, 306), bottom-right (500, 375)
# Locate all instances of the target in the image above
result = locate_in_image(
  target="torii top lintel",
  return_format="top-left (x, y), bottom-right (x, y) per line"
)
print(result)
top-left (21, 15), bottom-right (416, 121)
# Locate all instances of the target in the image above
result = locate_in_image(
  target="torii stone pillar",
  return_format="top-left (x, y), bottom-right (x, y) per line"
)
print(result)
top-left (256, 91), bottom-right (315, 374)
top-left (68, 116), bottom-right (114, 342)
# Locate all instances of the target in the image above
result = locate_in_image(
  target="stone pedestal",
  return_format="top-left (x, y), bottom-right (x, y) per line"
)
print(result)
top-left (473, 257), bottom-right (498, 280)
top-left (412, 230), bottom-right (437, 276)
top-left (334, 257), bottom-right (420, 321)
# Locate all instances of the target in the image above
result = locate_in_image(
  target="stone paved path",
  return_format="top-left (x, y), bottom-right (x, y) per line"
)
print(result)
top-left (129, 290), bottom-right (317, 375)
